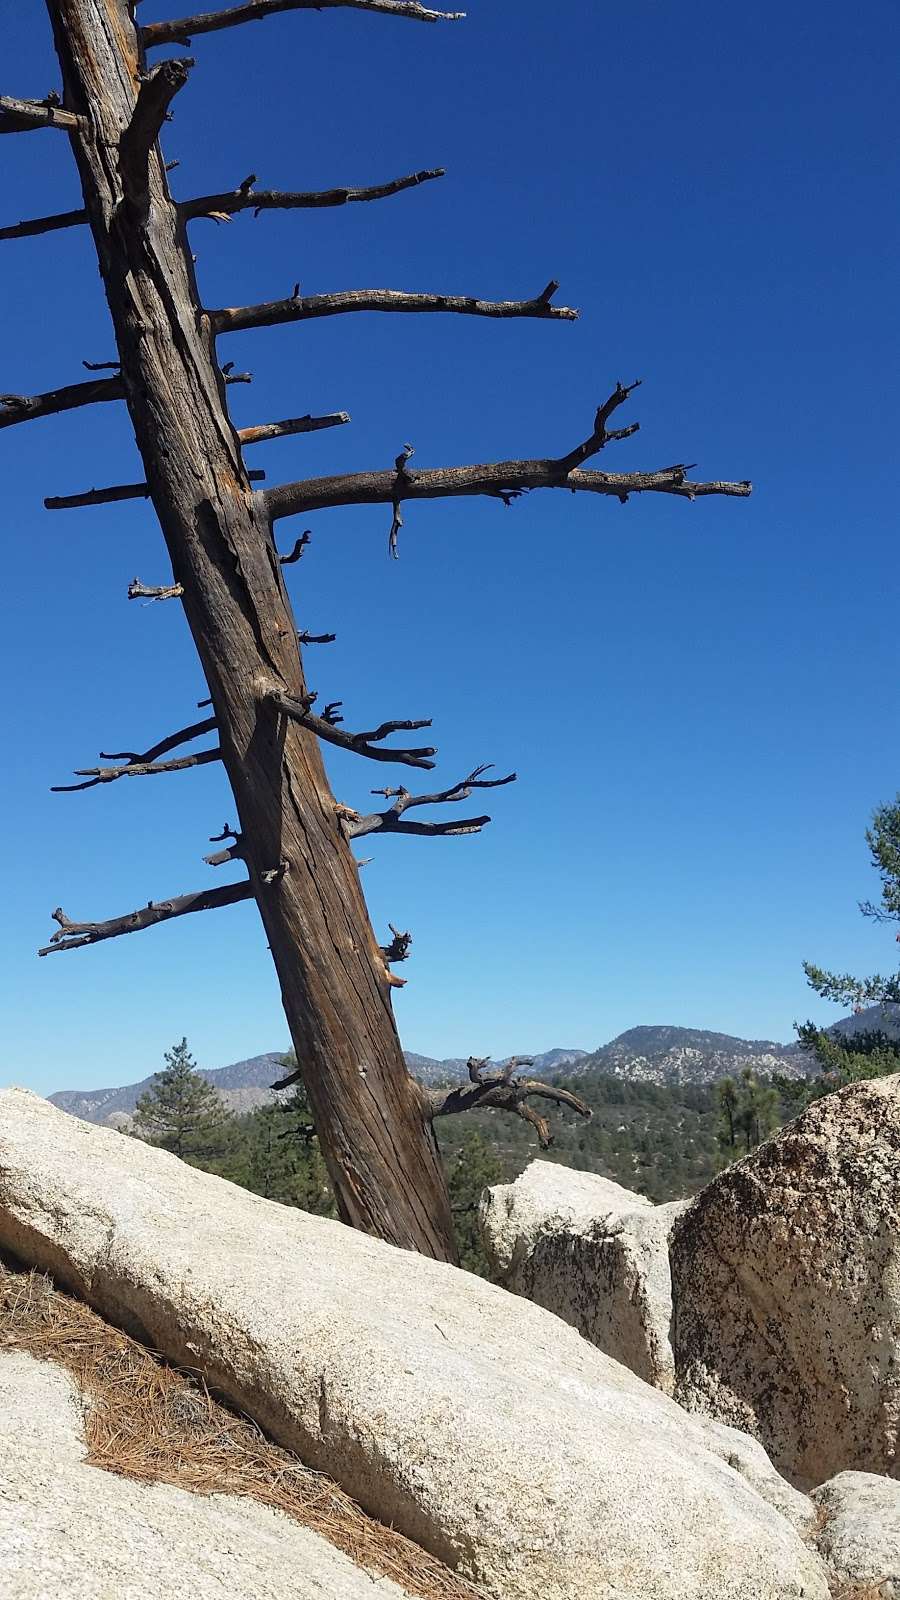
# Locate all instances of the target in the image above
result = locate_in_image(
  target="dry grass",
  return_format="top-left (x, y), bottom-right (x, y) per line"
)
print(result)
top-left (0, 1254), bottom-right (482, 1600)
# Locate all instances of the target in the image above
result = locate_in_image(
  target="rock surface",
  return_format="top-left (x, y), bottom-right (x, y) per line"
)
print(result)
top-left (479, 1160), bottom-right (685, 1390)
top-left (0, 1349), bottom-right (409, 1600)
top-left (812, 1471), bottom-right (900, 1598)
top-left (671, 1074), bottom-right (900, 1485)
top-left (0, 1087), bottom-right (830, 1600)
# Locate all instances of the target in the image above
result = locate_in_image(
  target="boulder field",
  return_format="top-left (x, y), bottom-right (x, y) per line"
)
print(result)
top-left (480, 1075), bottom-right (900, 1490)
top-left (0, 1086), bottom-right (828, 1600)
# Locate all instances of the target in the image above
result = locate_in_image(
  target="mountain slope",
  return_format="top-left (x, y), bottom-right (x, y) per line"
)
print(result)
top-left (49, 1048), bottom-right (589, 1126)
top-left (563, 1025), bottom-right (809, 1087)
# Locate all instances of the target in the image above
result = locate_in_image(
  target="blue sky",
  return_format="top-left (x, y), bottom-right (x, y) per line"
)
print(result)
top-left (2, 0), bottom-right (898, 1096)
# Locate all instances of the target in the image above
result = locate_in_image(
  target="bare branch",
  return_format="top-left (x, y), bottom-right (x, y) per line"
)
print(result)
top-left (38, 880), bottom-right (252, 956)
top-left (0, 170), bottom-right (444, 244)
top-left (264, 687), bottom-right (436, 768)
top-left (552, 379), bottom-right (642, 474)
top-left (347, 763), bottom-right (515, 838)
top-left (265, 449), bottom-right (751, 522)
top-left (128, 577), bottom-right (184, 601)
top-left (423, 1063), bottom-right (591, 1149)
top-left (184, 166), bottom-right (445, 220)
top-left (45, 469), bottom-right (264, 510)
top-left (381, 923), bottom-right (412, 963)
top-left (211, 283), bottom-right (577, 335)
top-left (119, 59), bottom-right (194, 213)
top-left (0, 376), bottom-right (123, 430)
top-left (142, 1), bottom-right (465, 50)
top-left (0, 208), bottom-right (88, 242)
top-left (204, 824), bottom-right (243, 866)
top-left (279, 531), bottom-right (310, 565)
top-left (51, 747), bottom-right (222, 793)
top-left (298, 629), bottom-right (336, 645)
top-left (51, 717), bottom-right (218, 792)
top-left (0, 94), bottom-right (82, 134)
top-left (238, 411), bottom-right (349, 445)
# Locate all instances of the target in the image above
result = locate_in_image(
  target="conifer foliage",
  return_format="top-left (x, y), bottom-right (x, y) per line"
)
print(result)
top-left (133, 1038), bottom-right (233, 1166)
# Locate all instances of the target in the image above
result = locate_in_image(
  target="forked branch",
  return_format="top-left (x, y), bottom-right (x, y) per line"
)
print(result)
top-left (346, 763), bottom-right (516, 838)
top-left (211, 282), bottom-right (576, 334)
top-left (424, 1058), bottom-right (591, 1149)
top-left (142, 1), bottom-right (465, 50)
top-left (264, 387), bottom-right (749, 524)
top-left (39, 882), bottom-right (252, 956)
top-left (52, 717), bottom-right (219, 792)
top-left (264, 688), bottom-right (436, 768)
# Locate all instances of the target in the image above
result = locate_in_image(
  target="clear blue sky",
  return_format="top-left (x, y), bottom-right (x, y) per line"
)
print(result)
top-left (2, 0), bottom-right (898, 1096)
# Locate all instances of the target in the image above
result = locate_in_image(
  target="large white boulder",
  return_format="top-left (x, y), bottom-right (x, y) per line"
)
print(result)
top-left (0, 1349), bottom-right (409, 1600)
top-left (671, 1074), bottom-right (900, 1486)
top-left (0, 1088), bottom-right (829, 1600)
top-left (479, 1160), bottom-right (685, 1390)
top-left (812, 1471), bottom-right (900, 1597)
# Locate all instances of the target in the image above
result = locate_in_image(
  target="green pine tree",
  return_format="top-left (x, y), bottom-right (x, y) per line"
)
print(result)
top-left (797, 794), bottom-right (900, 1093)
top-left (133, 1038), bottom-right (233, 1167)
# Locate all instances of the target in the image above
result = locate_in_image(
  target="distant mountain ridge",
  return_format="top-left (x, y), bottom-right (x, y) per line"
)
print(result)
top-left (566, 1025), bottom-right (808, 1087)
top-left (48, 1010), bottom-right (896, 1128)
top-left (48, 1048), bottom-right (591, 1126)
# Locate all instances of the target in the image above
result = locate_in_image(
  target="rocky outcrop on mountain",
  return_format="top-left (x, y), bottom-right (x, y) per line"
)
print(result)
top-left (479, 1161), bottom-right (685, 1391)
top-left (811, 1471), bottom-right (900, 1597)
top-left (0, 1349), bottom-right (410, 1600)
top-left (671, 1074), bottom-right (900, 1486)
top-left (0, 1087), bottom-right (830, 1600)
top-left (568, 1024), bottom-right (809, 1085)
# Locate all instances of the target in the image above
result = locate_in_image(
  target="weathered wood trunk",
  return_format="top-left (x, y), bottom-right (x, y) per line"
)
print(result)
top-left (46, 0), bottom-right (457, 1260)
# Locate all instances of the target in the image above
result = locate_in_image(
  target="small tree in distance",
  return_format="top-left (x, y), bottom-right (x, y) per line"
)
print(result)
top-left (133, 1038), bottom-right (233, 1166)
top-left (797, 794), bottom-right (900, 1087)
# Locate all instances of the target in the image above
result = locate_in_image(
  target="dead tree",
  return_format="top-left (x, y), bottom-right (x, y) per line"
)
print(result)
top-left (4, 0), bottom-right (751, 1263)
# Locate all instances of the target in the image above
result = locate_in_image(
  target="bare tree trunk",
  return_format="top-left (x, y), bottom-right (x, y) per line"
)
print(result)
top-left (45, 0), bottom-right (458, 1259)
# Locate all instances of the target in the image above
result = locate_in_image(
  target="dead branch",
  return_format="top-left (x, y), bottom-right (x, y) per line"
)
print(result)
top-left (204, 824), bottom-right (243, 866)
top-left (128, 578), bottom-right (184, 601)
top-left (119, 59), bottom-right (194, 214)
top-left (265, 451), bottom-right (751, 523)
top-left (51, 747), bottom-right (222, 793)
top-left (52, 717), bottom-right (218, 792)
top-left (0, 170), bottom-right (444, 244)
top-left (298, 629), bottom-right (337, 644)
top-left (46, 469), bottom-right (264, 510)
top-left (552, 379), bottom-right (642, 474)
top-left (0, 207), bottom-right (87, 241)
top-left (264, 688), bottom-right (437, 768)
top-left (0, 376), bottom-right (123, 429)
top-left (184, 166), bottom-right (445, 220)
top-left (381, 923), bottom-right (412, 963)
top-left (347, 763), bottom-right (515, 838)
top-left (0, 94), bottom-right (81, 134)
top-left (211, 283), bottom-right (577, 335)
top-left (238, 412), bottom-right (349, 445)
top-left (423, 1062), bottom-right (591, 1149)
top-left (38, 881), bottom-right (252, 956)
top-left (142, 1), bottom-right (465, 50)
top-left (279, 531), bottom-right (310, 565)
